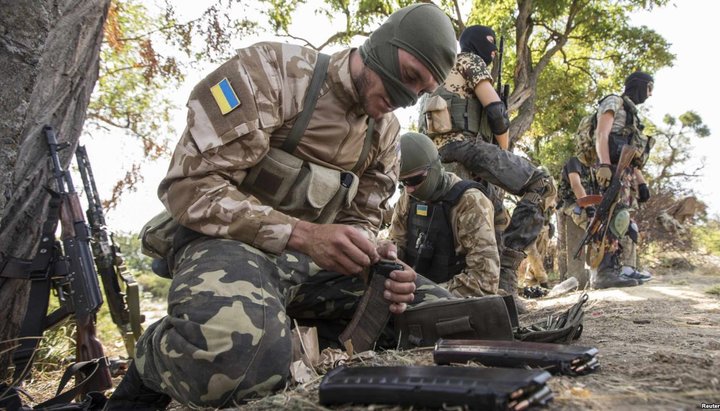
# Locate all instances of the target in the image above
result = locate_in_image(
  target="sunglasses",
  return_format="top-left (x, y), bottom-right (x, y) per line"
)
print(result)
top-left (400, 169), bottom-right (429, 187)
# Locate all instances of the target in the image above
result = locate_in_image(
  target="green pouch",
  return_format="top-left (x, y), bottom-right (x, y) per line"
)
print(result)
top-left (139, 210), bottom-right (180, 259)
top-left (395, 296), bottom-right (514, 349)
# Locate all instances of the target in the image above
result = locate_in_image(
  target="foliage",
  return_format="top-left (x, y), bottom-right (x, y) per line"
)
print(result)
top-left (692, 220), bottom-right (720, 256)
top-left (706, 284), bottom-right (720, 296)
top-left (114, 231), bottom-right (170, 299)
top-left (643, 111), bottom-right (711, 193)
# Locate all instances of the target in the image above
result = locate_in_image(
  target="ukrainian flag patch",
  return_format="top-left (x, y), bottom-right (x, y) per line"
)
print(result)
top-left (210, 78), bottom-right (241, 115)
top-left (416, 204), bottom-right (428, 217)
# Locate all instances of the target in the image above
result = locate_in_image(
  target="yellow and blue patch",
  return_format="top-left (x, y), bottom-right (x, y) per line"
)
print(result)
top-left (210, 78), bottom-right (241, 115)
top-left (416, 204), bottom-right (428, 217)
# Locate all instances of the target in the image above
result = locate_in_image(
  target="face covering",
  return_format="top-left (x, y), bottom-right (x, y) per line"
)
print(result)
top-left (399, 132), bottom-right (453, 202)
top-left (358, 4), bottom-right (457, 108)
top-left (623, 71), bottom-right (654, 105)
top-left (459, 25), bottom-right (497, 65)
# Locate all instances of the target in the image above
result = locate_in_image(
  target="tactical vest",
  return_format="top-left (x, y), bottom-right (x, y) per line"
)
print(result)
top-left (418, 86), bottom-right (493, 143)
top-left (607, 95), bottom-right (654, 168)
top-left (404, 180), bottom-right (488, 283)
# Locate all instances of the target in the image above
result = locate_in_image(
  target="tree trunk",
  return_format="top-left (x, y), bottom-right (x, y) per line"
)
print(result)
top-left (0, 0), bottom-right (110, 376)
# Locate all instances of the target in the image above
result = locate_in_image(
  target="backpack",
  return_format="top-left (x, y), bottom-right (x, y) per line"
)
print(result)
top-left (574, 94), bottom-right (636, 167)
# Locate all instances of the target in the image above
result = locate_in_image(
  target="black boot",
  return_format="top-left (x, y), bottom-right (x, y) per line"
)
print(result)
top-left (499, 248), bottom-right (529, 313)
top-left (104, 361), bottom-right (171, 411)
top-left (591, 253), bottom-right (638, 289)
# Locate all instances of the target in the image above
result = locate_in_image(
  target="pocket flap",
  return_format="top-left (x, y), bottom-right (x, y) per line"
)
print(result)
top-left (423, 95), bottom-right (448, 112)
top-left (306, 163), bottom-right (341, 208)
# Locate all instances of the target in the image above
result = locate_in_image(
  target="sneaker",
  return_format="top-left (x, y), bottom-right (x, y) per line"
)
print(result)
top-left (621, 266), bottom-right (653, 283)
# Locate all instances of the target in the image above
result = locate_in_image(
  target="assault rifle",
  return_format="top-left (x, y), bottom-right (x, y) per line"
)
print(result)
top-left (574, 144), bottom-right (639, 265)
top-left (76, 145), bottom-right (144, 358)
top-left (496, 35), bottom-right (510, 108)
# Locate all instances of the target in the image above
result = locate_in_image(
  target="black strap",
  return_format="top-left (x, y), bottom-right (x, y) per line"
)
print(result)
top-left (281, 53), bottom-right (331, 154)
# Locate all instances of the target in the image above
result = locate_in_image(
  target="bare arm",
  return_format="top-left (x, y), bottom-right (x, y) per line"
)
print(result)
top-left (595, 111), bottom-right (615, 164)
top-left (568, 172), bottom-right (588, 200)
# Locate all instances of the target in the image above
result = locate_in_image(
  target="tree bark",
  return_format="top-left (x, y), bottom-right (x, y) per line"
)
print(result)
top-left (0, 0), bottom-right (110, 376)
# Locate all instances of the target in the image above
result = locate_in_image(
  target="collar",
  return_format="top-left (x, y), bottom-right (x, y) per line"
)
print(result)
top-left (328, 48), bottom-right (365, 116)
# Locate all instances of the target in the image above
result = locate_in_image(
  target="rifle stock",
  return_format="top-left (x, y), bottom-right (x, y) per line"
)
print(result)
top-left (573, 145), bottom-right (639, 261)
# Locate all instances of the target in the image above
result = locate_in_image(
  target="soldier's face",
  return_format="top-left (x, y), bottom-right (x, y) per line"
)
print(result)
top-left (356, 49), bottom-right (438, 120)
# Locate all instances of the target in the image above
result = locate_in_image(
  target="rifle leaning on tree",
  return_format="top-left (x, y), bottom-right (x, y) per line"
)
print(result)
top-left (573, 144), bottom-right (639, 266)
top-left (76, 145), bottom-right (144, 359)
top-left (5, 126), bottom-right (112, 402)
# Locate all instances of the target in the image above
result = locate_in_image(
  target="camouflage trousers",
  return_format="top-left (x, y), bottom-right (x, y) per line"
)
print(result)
top-left (523, 224), bottom-right (550, 286)
top-left (438, 139), bottom-right (547, 252)
top-left (133, 236), bottom-right (453, 408)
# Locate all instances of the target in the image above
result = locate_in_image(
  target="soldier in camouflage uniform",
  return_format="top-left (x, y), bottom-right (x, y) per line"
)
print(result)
top-left (417, 25), bottom-right (555, 310)
top-left (559, 156), bottom-right (641, 289)
top-left (106, 4), bottom-right (458, 410)
top-left (522, 186), bottom-right (556, 289)
top-left (389, 132), bottom-right (499, 297)
top-left (592, 71), bottom-right (655, 287)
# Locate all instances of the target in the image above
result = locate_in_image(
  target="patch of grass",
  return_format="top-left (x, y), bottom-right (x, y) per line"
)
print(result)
top-left (706, 284), bottom-right (720, 296)
top-left (670, 280), bottom-right (689, 286)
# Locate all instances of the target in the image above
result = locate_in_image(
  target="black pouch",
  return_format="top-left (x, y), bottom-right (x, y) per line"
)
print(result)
top-left (514, 293), bottom-right (588, 343)
top-left (395, 295), bottom-right (514, 348)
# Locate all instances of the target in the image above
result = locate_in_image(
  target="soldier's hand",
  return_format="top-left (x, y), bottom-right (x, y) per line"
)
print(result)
top-left (583, 205), bottom-right (596, 220)
top-left (383, 260), bottom-right (416, 314)
top-left (596, 164), bottom-right (613, 188)
top-left (288, 221), bottom-right (379, 276)
top-left (376, 239), bottom-right (398, 260)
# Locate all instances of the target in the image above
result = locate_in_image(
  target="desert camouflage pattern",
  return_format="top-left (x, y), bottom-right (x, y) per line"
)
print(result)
top-left (596, 95), bottom-right (640, 136)
top-left (428, 52), bottom-right (493, 148)
top-left (134, 235), bottom-right (453, 408)
top-left (523, 223), bottom-right (550, 286)
top-left (390, 174), bottom-right (500, 296)
top-left (159, 43), bottom-right (401, 255)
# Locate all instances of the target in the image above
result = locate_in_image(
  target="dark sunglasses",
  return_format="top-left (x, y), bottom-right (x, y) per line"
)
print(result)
top-left (400, 169), bottom-right (429, 187)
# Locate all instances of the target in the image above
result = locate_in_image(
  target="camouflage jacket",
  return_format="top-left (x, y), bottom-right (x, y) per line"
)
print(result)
top-left (428, 52), bottom-right (493, 149)
top-left (596, 95), bottom-right (640, 135)
top-left (159, 43), bottom-right (401, 255)
top-left (389, 173), bottom-right (500, 296)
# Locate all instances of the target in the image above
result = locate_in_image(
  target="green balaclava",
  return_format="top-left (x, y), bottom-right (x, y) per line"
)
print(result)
top-left (359, 4), bottom-right (457, 108)
top-left (399, 132), bottom-right (453, 202)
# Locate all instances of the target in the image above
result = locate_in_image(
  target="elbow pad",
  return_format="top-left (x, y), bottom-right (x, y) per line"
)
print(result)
top-left (485, 101), bottom-right (510, 135)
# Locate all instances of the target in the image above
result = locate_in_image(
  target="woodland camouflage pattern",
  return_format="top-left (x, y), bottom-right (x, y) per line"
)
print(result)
top-left (135, 237), bottom-right (452, 407)
top-left (389, 174), bottom-right (500, 296)
top-left (429, 52), bottom-right (493, 148)
top-left (136, 42), bottom-right (456, 407)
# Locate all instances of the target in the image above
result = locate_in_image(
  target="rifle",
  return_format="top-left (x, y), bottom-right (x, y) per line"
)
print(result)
top-left (495, 35), bottom-right (510, 108)
top-left (76, 145), bottom-right (144, 358)
top-left (45, 126), bottom-right (113, 394)
top-left (573, 144), bottom-right (639, 266)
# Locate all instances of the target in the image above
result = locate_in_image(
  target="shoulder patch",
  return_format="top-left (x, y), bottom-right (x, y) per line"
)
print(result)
top-left (210, 78), bottom-right (241, 115)
top-left (416, 204), bottom-right (428, 216)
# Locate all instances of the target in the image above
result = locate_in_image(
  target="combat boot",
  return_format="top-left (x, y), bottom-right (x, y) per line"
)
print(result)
top-left (499, 248), bottom-right (529, 313)
top-left (104, 361), bottom-right (171, 411)
top-left (590, 254), bottom-right (638, 289)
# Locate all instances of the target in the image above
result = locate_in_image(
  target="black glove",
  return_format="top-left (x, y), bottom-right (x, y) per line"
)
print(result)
top-left (638, 183), bottom-right (650, 203)
top-left (583, 205), bottom-right (596, 219)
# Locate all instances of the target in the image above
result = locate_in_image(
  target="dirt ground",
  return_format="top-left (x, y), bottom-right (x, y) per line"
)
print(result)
top-left (14, 254), bottom-right (720, 410)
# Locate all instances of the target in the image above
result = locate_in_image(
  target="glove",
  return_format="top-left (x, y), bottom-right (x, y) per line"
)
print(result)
top-left (596, 164), bottom-right (613, 188)
top-left (583, 205), bottom-right (596, 219)
top-left (638, 183), bottom-right (650, 203)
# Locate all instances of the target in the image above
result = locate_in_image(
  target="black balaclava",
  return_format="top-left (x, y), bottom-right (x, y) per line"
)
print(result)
top-left (399, 132), bottom-right (453, 202)
top-left (359, 4), bottom-right (456, 108)
top-left (623, 71), bottom-right (654, 105)
top-left (459, 25), bottom-right (497, 65)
